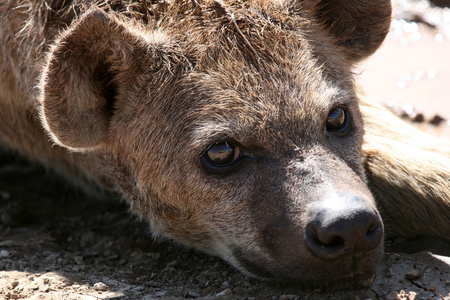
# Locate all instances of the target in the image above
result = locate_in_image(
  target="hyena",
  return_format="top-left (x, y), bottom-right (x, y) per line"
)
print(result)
top-left (0, 0), bottom-right (449, 289)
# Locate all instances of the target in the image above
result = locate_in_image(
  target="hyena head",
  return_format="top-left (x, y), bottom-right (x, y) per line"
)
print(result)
top-left (39, 0), bottom-right (391, 288)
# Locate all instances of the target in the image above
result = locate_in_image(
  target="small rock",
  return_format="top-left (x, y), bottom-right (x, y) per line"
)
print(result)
top-left (30, 281), bottom-right (39, 290)
top-left (39, 285), bottom-right (50, 293)
top-left (0, 250), bottom-right (10, 258)
top-left (412, 113), bottom-right (425, 122)
top-left (216, 288), bottom-right (233, 298)
top-left (405, 268), bottom-right (421, 280)
top-left (72, 283), bottom-right (80, 289)
top-left (185, 290), bottom-right (201, 298)
top-left (42, 277), bottom-right (51, 284)
top-left (93, 282), bottom-right (109, 291)
top-left (429, 114), bottom-right (446, 125)
top-left (11, 280), bottom-right (19, 289)
top-left (0, 240), bottom-right (15, 247)
top-left (154, 291), bottom-right (168, 297)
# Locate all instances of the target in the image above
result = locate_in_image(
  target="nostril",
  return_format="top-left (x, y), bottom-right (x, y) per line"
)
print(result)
top-left (367, 215), bottom-right (381, 234)
top-left (363, 217), bottom-right (383, 252)
top-left (310, 225), bottom-right (343, 249)
top-left (319, 236), bottom-right (344, 249)
top-left (305, 223), bottom-right (346, 261)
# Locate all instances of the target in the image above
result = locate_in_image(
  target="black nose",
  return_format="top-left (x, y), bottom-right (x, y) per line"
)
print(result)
top-left (305, 195), bottom-right (383, 261)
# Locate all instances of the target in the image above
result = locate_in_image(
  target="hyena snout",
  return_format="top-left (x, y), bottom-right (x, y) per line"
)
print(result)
top-left (305, 195), bottom-right (383, 261)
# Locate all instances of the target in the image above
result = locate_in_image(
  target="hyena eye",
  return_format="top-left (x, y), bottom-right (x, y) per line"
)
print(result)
top-left (204, 142), bottom-right (240, 166)
top-left (326, 107), bottom-right (349, 133)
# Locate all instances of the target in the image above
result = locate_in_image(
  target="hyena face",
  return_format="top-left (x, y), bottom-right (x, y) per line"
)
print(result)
top-left (39, 0), bottom-right (391, 288)
top-left (159, 64), bottom-right (383, 286)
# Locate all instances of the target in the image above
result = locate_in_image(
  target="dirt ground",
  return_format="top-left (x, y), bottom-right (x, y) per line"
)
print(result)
top-left (1, 0), bottom-right (450, 299)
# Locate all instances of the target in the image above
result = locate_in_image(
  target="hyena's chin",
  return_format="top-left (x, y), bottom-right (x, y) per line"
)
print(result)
top-left (228, 247), bottom-right (382, 290)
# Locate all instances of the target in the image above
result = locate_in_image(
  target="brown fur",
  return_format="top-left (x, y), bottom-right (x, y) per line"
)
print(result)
top-left (0, 0), bottom-right (448, 288)
top-left (361, 99), bottom-right (450, 239)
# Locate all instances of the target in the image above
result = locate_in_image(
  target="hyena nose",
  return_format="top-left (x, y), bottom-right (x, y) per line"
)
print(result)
top-left (305, 195), bottom-right (383, 261)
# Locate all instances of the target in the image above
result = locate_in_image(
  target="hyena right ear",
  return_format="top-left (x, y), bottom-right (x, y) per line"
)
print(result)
top-left (39, 8), bottom-right (174, 151)
top-left (306, 0), bottom-right (392, 62)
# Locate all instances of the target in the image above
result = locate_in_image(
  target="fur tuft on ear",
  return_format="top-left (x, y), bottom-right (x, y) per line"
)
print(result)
top-left (310, 0), bottom-right (392, 62)
top-left (39, 8), bottom-right (148, 151)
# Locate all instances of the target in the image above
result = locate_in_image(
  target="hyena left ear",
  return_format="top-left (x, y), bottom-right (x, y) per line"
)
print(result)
top-left (39, 8), bottom-right (146, 151)
top-left (39, 8), bottom-right (178, 151)
top-left (309, 0), bottom-right (392, 62)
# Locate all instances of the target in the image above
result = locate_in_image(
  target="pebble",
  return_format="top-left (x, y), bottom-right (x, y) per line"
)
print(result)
top-left (216, 288), bottom-right (233, 297)
top-left (405, 268), bottom-right (421, 280)
top-left (0, 249), bottom-right (10, 258)
top-left (11, 280), bottom-right (19, 289)
top-left (221, 281), bottom-right (230, 288)
top-left (93, 282), bottom-right (109, 291)
top-left (429, 114), bottom-right (446, 125)
top-left (185, 290), bottom-right (201, 298)
top-left (29, 281), bottom-right (39, 291)
top-left (0, 240), bottom-right (15, 247)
